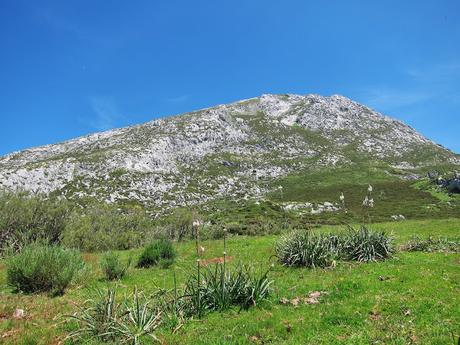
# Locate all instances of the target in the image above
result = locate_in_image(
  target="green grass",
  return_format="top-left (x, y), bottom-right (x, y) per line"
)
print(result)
top-left (268, 173), bottom-right (460, 223)
top-left (0, 218), bottom-right (459, 344)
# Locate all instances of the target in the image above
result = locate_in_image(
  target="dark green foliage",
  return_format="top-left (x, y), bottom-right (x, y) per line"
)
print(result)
top-left (137, 239), bottom-right (176, 268)
top-left (403, 235), bottom-right (460, 253)
top-left (66, 288), bottom-right (161, 344)
top-left (341, 226), bottom-right (394, 262)
top-left (61, 203), bottom-right (155, 252)
top-left (447, 180), bottom-right (460, 194)
top-left (183, 263), bottom-right (272, 316)
top-left (99, 251), bottom-right (131, 280)
top-left (0, 191), bottom-right (72, 255)
top-left (6, 243), bottom-right (85, 295)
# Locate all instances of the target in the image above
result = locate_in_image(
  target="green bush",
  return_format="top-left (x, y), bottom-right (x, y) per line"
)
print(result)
top-left (275, 230), bottom-right (339, 268)
top-left (0, 191), bottom-right (72, 256)
top-left (99, 251), bottom-right (131, 281)
top-left (161, 208), bottom-right (195, 241)
top-left (61, 203), bottom-right (155, 252)
top-left (342, 226), bottom-right (394, 262)
top-left (6, 243), bottom-right (85, 295)
top-left (137, 239), bottom-right (176, 268)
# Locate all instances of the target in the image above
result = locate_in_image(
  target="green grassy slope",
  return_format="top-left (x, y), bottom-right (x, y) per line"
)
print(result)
top-left (1, 218), bottom-right (459, 344)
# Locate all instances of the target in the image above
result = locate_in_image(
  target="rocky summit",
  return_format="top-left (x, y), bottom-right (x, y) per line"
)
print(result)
top-left (0, 94), bottom-right (458, 211)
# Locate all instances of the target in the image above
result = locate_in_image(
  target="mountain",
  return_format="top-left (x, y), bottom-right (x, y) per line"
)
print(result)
top-left (0, 94), bottom-right (458, 213)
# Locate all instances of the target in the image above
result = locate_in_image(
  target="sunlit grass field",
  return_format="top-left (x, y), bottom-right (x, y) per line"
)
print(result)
top-left (1, 218), bottom-right (459, 344)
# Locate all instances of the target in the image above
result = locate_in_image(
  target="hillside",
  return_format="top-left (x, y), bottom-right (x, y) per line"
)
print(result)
top-left (0, 94), bottom-right (458, 216)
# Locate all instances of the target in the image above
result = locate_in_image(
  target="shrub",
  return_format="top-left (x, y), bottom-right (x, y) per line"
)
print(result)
top-left (100, 251), bottom-right (131, 281)
top-left (6, 243), bottom-right (85, 295)
top-left (0, 191), bottom-right (72, 256)
top-left (137, 239), bottom-right (176, 268)
top-left (402, 235), bottom-right (460, 253)
top-left (183, 263), bottom-right (272, 316)
top-left (275, 230), bottom-right (339, 268)
top-left (164, 208), bottom-right (195, 241)
top-left (341, 226), bottom-right (394, 262)
top-left (66, 287), bottom-right (161, 344)
top-left (61, 203), bottom-right (155, 252)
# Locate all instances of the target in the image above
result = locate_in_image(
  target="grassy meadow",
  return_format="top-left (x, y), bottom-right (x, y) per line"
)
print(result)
top-left (1, 218), bottom-right (459, 344)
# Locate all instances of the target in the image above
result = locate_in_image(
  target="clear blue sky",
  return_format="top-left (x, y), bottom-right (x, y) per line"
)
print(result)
top-left (1, 0), bottom-right (459, 155)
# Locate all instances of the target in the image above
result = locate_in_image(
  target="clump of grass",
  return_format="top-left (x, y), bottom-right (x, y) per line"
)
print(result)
top-left (341, 226), bottom-right (394, 262)
top-left (100, 251), bottom-right (131, 281)
top-left (275, 226), bottom-right (394, 267)
top-left (184, 222), bottom-right (271, 318)
top-left (183, 263), bottom-right (272, 316)
top-left (402, 235), bottom-right (460, 253)
top-left (6, 243), bottom-right (85, 295)
top-left (137, 239), bottom-right (176, 268)
top-left (66, 287), bottom-right (161, 344)
top-left (275, 230), bottom-right (339, 268)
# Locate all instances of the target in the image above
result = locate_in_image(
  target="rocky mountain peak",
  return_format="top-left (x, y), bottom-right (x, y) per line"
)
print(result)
top-left (0, 94), bottom-right (458, 210)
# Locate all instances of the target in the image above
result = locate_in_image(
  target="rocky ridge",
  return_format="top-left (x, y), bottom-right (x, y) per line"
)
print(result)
top-left (0, 94), bottom-right (458, 211)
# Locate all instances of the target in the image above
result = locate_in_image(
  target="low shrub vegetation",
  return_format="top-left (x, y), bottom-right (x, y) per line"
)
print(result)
top-left (6, 243), bottom-right (85, 295)
top-left (0, 191), bottom-right (161, 255)
top-left (0, 191), bottom-right (72, 256)
top-left (100, 251), bottom-right (131, 280)
top-left (137, 239), bottom-right (176, 268)
top-left (61, 203), bottom-right (156, 252)
top-left (402, 235), bottom-right (460, 252)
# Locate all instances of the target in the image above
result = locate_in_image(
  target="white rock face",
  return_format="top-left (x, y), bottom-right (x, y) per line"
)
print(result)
top-left (0, 93), bottom-right (457, 210)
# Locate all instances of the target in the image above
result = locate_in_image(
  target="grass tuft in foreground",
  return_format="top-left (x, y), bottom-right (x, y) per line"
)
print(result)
top-left (66, 287), bottom-right (162, 344)
top-left (183, 263), bottom-right (272, 316)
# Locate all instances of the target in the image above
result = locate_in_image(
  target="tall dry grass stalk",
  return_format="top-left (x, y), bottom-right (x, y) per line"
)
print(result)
top-left (192, 219), bottom-right (202, 317)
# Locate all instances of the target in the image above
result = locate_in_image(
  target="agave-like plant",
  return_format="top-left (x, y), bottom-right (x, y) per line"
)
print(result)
top-left (182, 263), bottom-right (272, 316)
top-left (65, 287), bottom-right (162, 344)
top-left (115, 288), bottom-right (162, 344)
top-left (66, 288), bottom-right (119, 342)
top-left (275, 227), bottom-right (394, 267)
top-left (275, 230), bottom-right (338, 268)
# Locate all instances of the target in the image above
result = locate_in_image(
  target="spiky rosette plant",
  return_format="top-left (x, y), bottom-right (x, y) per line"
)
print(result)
top-left (275, 230), bottom-right (339, 268)
top-left (342, 225), bottom-right (394, 262)
top-left (66, 287), bottom-right (162, 344)
top-left (183, 263), bottom-right (272, 315)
